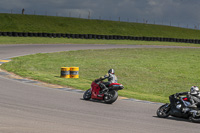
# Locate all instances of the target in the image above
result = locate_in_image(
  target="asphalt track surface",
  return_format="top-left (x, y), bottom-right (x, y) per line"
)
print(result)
top-left (0, 44), bottom-right (200, 133)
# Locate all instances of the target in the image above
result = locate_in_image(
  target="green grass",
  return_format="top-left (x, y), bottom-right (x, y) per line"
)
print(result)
top-left (1, 13), bottom-right (200, 39)
top-left (1, 48), bottom-right (200, 103)
top-left (1, 37), bottom-right (200, 47)
top-left (1, 13), bottom-right (200, 103)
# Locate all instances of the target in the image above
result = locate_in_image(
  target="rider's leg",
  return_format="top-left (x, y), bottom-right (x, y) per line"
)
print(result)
top-left (187, 95), bottom-right (197, 108)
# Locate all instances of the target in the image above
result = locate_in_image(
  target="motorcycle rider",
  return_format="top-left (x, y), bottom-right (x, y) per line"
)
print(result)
top-left (95, 69), bottom-right (117, 93)
top-left (175, 86), bottom-right (200, 109)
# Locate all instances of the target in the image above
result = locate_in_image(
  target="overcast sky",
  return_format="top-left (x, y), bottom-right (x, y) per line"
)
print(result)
top-left (0, 0), bottom-right (200, 29)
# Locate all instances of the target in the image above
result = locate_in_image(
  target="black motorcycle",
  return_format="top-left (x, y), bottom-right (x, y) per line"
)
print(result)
top-left (157, 94), bottom-right (200, 123)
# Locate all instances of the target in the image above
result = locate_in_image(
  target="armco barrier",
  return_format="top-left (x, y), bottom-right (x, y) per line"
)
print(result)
top-left (0, 31), bottom-right (200, 44)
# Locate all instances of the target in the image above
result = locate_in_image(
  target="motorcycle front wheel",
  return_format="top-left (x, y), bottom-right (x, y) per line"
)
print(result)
top-left (83, 88), bottom-right (91, 100)
top-left (104, 90), bottom-right (118, 104)
top-left (157, 103), bottom-right (170, 118)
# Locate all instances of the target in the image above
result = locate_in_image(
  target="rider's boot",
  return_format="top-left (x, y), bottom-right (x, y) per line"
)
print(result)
top-left (101, 87), bottom-right (108, 94)
top-left (188, 104), bottom-right (197, 108)
top-left (182, 107), bottom-right (190, 113)
top-left (99, 83), bottom-right (108, 94)
top-left (188, 99), bottom-right (197, 108)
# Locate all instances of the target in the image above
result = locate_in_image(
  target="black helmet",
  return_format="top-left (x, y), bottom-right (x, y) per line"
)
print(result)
top-left (108, 69), bottom-right (114, 74)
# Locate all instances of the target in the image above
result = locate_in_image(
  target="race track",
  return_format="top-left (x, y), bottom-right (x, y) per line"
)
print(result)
top-left (0, 44), bottom-right (200, 133)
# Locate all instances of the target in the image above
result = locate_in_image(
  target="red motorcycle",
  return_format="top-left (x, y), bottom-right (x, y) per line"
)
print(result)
top-left (83, 79), bottom-right (124, 104)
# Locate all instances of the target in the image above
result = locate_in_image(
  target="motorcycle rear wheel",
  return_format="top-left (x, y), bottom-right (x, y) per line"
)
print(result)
top-left (104, 90), bottom-right (118, 104)
top-left (189, 116), bottom-right (200, 123)
top-left (83, 88), bottom-right (91, 100)
top-left (157, 104), bottom-right (170, 118)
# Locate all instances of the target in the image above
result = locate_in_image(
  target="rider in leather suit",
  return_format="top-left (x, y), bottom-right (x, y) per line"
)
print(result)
top-left (95, 69), bottom-right (117, 93)
top-left (176, 86), bottom-right (200, 108)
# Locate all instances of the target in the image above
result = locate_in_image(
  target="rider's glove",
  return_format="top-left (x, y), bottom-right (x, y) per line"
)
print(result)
top-left (95, 79), bottom-right (101, 82)
top-left (175, 93), bottom-right (179, 97)
top-left (104, 75), bottom-right (109, 78)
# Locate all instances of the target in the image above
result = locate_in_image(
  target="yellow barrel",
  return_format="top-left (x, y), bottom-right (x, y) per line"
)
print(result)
top-left (60, 67), bottom-right (70, 78)
top-left (70, 67), bottom-right (79, 78)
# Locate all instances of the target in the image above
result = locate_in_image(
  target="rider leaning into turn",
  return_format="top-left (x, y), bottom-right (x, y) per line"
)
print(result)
top-left (176, 86), bottom-right (200, 108)
top-left (95, 69), bottom-right (117, 93)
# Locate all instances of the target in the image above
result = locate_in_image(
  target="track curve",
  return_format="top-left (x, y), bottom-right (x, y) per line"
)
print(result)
top-left (0, 44), bottom-right (200, 133)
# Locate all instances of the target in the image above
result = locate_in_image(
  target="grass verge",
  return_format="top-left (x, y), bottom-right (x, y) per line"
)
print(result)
top-left (1, 13), bottom-right (200, 39)
top-left (1, 48), bottom-right (200, 103)
top-left (0, 37), bottom-right (200, 47)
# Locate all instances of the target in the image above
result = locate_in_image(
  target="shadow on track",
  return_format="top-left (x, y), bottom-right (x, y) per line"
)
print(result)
top-left (153, 116), bottom-right (200, 124)
top-left (80, 98), bottom-right (114, 105)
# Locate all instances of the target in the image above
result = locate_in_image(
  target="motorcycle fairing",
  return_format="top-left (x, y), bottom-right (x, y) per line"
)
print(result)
top-left (91, 82), bottom-right (104, 100)
top-left (109, 83), bottom-right (124, 90)
top-left (180, 97), bottom-right (191, 107)
top-left (109, 83), bottom-right (121, 86)
top-left (169, 95), bottom-right (190, 118)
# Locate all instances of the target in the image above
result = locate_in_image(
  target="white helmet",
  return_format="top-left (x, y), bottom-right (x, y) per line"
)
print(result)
top-left (190, 86), bottom-right (199, 95)
top-left (108, 69), bottom-right (114, 74)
